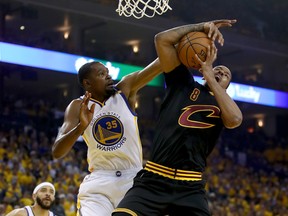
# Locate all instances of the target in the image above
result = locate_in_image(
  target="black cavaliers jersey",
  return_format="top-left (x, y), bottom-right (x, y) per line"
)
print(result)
top-left (149, 64), bottom-right (224, 172)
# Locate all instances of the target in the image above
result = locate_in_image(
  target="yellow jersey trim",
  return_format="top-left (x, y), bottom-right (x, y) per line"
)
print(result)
top-left (144, 161), bottom-right (202, 181)
top-left (113, 208), bottom-right (138, 216)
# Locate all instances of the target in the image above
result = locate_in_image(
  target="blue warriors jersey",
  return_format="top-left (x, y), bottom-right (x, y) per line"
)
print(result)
top-left (82, 91), bottom-right (143, 171)
top-left (150, 64), bottom-right (224, 172)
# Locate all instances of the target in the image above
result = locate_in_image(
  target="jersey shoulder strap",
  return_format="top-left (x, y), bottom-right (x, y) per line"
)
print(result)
top-left (24, 206), bottom-right (33, 216)
top-left (24, 206), bottom-right (55, 216)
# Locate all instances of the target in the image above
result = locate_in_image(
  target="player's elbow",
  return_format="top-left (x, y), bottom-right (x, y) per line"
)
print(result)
top-left (154, 32), bottom-right (162, 42)
top-left (52, 150), bottom-right (60, 159)
top-left (52, 145), bottom-right (64, 159)
top-left (154, 32), bottom-right (167, 46)
top-left (223, 114), bottom-right (243, 129)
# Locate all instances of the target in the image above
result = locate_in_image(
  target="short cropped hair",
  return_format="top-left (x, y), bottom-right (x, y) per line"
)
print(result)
top-left (78, 61), bottom-right (99, 88)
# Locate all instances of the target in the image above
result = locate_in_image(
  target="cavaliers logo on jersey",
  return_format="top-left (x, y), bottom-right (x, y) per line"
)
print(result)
top-left (92, 115), bottom-right (124, 146)
top-left (178, 105), bottom-right (221, 129)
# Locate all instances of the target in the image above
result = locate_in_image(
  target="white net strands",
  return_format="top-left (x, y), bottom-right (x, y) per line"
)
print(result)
top-left (116, 0), bottom-right (172, 19)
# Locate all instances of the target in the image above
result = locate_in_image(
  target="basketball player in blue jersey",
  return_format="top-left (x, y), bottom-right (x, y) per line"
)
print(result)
top-left (52, 58), bottom-right (162, 215)
top-left (113, 20), bottom-right (243, 216)
top-left (6, 182), bottom-right (56, 216)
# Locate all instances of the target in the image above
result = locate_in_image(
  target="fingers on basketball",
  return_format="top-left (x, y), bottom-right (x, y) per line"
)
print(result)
top-left (176, 32), bottom-right (213, 70)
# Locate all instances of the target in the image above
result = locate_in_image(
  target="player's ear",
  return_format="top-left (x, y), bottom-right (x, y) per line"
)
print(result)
top-left (83, 79), bottom-right (90, 87)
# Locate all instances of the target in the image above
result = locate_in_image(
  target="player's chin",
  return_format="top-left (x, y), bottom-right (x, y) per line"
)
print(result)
top-left (106, 86), bottom-right (117, 96)
top-left (42, 201), bottom-right (53, 209)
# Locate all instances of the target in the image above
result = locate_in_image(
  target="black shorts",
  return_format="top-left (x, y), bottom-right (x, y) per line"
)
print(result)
top-left (112, 169), bottom-right (211, 216)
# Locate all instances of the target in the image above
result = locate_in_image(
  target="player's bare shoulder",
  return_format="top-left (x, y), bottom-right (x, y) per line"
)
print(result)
top-left (65, 98), bottom-right (83, 113)
top-left (6, 208), bottom-right (28, 216)
top-left (70, 98), bottom-right (83, 107)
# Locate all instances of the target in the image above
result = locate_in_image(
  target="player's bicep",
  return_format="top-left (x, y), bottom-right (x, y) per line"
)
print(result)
top-left (57, 100), bottom-right (81, 137)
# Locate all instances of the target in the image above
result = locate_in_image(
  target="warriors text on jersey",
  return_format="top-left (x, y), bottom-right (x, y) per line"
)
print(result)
top-left (150, 64), bottom-right (224, 172)
top-left (81, 91), bottom-right (142, 171)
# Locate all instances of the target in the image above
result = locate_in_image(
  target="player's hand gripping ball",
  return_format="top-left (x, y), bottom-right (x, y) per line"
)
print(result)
top-left (177, 32), bottom-right (213, 70)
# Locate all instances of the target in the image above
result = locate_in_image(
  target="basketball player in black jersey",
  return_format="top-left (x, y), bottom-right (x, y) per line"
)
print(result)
top-left (113, 20), bottom-right (242, 216)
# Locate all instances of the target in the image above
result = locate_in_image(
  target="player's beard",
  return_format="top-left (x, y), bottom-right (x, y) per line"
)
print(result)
top-left (36, 196), bottom-right (54, 210)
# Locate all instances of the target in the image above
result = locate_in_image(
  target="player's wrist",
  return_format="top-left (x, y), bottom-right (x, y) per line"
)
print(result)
top-left (77, 122), bottom-right (88, 133)
top-left (192, 23), bottom-right (205, 32)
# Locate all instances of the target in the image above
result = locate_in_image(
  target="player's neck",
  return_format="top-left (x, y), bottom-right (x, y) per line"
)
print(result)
top-left (31, 205), bottom-right (50, 216)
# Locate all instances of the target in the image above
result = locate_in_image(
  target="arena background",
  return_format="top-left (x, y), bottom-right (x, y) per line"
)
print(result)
top-left (0, 0), bottom-right (288, 215)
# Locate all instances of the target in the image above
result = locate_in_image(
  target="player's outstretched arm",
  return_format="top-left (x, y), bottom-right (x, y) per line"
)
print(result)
top-left (116, 58), bottom-right (162, 106)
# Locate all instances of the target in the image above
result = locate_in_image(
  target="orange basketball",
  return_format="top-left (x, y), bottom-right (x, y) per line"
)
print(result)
top-left (177, 32), bottom-right (212, 70)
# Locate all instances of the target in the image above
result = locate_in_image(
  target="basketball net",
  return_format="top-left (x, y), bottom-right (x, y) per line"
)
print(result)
top-left (116, 0), bottom-right (172, 19)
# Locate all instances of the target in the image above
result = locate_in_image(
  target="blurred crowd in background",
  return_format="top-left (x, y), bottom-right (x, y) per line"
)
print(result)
top-left (0, 95), bottom-right (287, 216)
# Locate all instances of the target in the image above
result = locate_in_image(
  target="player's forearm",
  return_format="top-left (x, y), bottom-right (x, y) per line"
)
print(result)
top-left (155, 23), bottom-right (204, 45)
top-left (135, 58), bottom-right (163, 89)
top-left (218, 97), bottom-right (242, 129)
top-left (208, 80), bottom-right (242, 128)
top-left (52, 123), bottom-right (86, 159)
top-left (120, 58), bottom-right (162, 93)
top-left (213, 86), bottom-right (243, 128)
